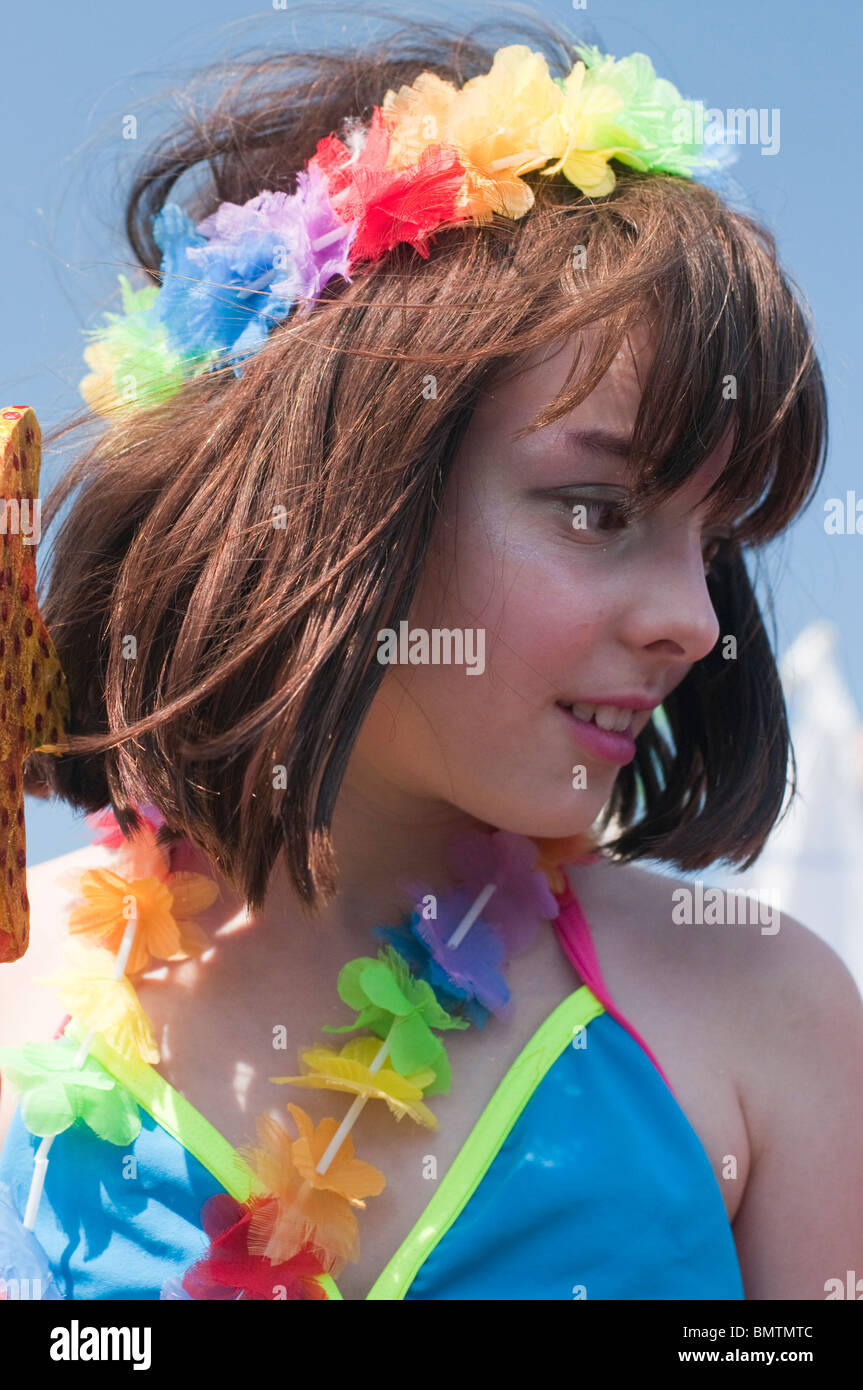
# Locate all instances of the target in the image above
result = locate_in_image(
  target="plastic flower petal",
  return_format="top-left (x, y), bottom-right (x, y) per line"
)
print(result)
top-left (536, 61), bottom-right (634, 196)
top-left (182, 1193), bottom-right (328, 1301)
top-left (383, 47), bottom-right (563, 220)
top-left (79, 274), bottom-right (191, 418)
top-left (443, 829), bottom-right (559, 954)
top-left (312, 106), bottom-right (469, 261)
top-left (86, 803), bottom-right (166, 856)
top-left (0, 1183), bottom-right (63, 1300)
top-left (238, 1105), bottom-right (385, 1272)
top-left (382, 70), bottom-right (460, 167)
top-left (270, 1036), bottom-right (439, 1127)
top-left (531, 833), bottom-right (602, 894)
top-left (188, 178), bottom-right (354, 346)
top-left (66, 865), bottom-right (217, 976)
top-left (37, 942), bottom-right (160, 1064)
top-left (151, 203), bottom-right (240, 363)
top-left (0, 1039), bottom-right (141, 1143)
top-left (407, 897), bottom-right (512, 1018)
top-left (567, 43), bottom-right (723, 180)
top-left (321, 944), bottom-right (467, 1077)
top-left (371, 920), bottom-right (492, 1029)
top-left (453, 44), bottom-right (563, 197)
top-left (265, 164), bottom-right (357, 308)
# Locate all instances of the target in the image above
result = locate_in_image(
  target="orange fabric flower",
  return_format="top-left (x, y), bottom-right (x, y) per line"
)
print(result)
top-left (67, 866), bottom-right (219, 976)
top-left (532, 833), bottom-right (600, 893)
top-left (239, 1104), bottom-right (385, 1274)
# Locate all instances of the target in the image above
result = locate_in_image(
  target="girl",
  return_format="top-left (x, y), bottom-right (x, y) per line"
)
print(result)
top-left (0, 16), bottom-right (861, 1302)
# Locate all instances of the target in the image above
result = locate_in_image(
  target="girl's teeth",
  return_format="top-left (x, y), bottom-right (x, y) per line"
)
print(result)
top-left (568, 702), bottom-right (633, 733)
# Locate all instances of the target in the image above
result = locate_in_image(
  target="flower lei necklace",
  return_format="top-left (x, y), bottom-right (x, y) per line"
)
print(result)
top-left (79, 40), bottom-right (736, 420)
top-left (0, 802), bottom-right (598, 1300)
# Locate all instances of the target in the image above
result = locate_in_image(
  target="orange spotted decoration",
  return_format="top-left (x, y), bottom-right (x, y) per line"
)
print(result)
top-left (0, 406), bottom-right (70, 965)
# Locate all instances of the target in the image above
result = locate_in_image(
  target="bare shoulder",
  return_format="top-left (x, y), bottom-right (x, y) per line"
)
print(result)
top-left (570, 853), bottom-right (859, 1000)
top-left (571, 855), bottom-right (863, 1158)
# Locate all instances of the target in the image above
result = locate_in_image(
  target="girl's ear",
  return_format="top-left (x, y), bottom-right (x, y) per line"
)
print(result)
top-left (0, 406), bottom-right (71, 965)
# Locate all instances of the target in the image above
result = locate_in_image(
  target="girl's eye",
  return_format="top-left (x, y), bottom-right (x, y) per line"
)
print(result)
top-left (568, 496), bottom-right (631, 537)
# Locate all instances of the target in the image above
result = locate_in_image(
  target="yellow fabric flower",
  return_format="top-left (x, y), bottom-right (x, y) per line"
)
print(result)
top-left (271, 1036), bottom-right (439, 1128)
top-left (240, 1104), bottom-right (386, 1272)
top-left (383, 45), bottom-right (564, 220)
top-left (66, 866), bottom-right (218, 976)
top-left (79, 340), bottom-right (119, 417)
top-left (538, 62), bottom-right (635, 195)
top-left (37, 942), bottom-right (160, 1064)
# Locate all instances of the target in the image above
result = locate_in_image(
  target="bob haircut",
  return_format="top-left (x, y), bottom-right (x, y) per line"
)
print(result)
top-left (25, 15), bottom-right (828, 914)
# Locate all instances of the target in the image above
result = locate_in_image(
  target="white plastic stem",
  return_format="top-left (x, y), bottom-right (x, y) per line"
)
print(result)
top-left (311, 875), bottom-right (499, 1177)
top-left (314, 1033), bottom-right (391, 1177)
top-left (311, 226), bottom-right (347, 252)
top-left (446, 882), bottom-right (496, 948)
top-left (20, 908), bottom-right (139, 1233)
top-left (238, 270), bottom-right (275, 299)
top-left (22, 1137), bottom-right (52, 1230)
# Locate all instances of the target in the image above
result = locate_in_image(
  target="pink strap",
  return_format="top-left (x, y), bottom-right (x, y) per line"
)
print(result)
top-left (552, 880), bottom-right (675, 1096)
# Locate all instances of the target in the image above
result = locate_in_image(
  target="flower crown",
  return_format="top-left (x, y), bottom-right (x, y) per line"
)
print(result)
top-left (79, 41), bottom-right (736, 419)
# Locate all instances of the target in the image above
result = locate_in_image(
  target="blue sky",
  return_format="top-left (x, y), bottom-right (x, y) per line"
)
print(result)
top-left (2, 0), bottom-right (859, 863)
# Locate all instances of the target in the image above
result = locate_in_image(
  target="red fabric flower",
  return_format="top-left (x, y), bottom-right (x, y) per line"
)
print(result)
top-left (183, 1193), bottom-right (329, 1301)
top-left (310, 107), bottom-right (469, 263)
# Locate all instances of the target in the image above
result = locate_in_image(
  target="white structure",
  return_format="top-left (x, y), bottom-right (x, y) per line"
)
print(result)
top-left (704, 621), bottom-right (863, 988)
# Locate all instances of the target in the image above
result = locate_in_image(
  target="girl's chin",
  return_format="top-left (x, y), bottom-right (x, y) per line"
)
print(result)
top-left (458, 796), bottom-right (609, 842)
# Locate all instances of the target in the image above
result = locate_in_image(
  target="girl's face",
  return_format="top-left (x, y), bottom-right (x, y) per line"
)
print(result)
top-left (350, 323), bottom-right (734, 839)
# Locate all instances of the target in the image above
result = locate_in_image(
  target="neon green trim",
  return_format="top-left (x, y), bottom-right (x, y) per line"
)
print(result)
top-left (64, 1018), bottom-right (264, 1205)
top-left (361, 985), bottom-right (604, 1300)
top-left (64, 984), bottom-right (604, 1302)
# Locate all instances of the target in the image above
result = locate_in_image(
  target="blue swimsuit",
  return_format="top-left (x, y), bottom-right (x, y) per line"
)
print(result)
top-left (0, 881), bottom-right (744, 1300)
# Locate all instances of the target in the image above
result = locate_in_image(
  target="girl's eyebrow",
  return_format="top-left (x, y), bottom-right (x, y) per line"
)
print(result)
top-left (563, 428), bottom-right (634, 460)
top-left (562, 428), bottom-right (742, 522)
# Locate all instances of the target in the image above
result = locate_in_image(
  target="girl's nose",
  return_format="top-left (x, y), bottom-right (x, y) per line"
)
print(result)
top-left (618, 538), bottom-right (722, 666)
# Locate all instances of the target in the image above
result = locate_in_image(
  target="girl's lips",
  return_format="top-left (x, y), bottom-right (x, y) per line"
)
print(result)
top-left (556, 702), bottom-right (638, 765)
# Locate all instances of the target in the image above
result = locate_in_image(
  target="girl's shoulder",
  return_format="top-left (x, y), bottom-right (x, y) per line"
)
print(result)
top-left (575, 852), bottom-right (860, 1030)
top-left (575, 854), bottom-right (862, 1163)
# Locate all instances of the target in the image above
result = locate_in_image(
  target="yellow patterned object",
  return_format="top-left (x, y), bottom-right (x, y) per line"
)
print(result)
top-left (0, 406), bottom-right (70, 965)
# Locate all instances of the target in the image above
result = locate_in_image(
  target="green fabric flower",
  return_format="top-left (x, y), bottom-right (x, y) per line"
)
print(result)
top-left (0, 1039), bottom-right (142, 1144)
top-left (79, 272), bottom-right (217, 418)
top-left (574, 42), bottom-right (710, 177)
top-left (321, 945), bottom-right (469, 1094)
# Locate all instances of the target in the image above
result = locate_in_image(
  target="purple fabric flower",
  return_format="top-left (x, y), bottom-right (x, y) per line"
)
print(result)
top-left (266, 165), bottom-right (356, 308)
top-left (445, 830), bottom-right (559, 955)
top-left (150, 172), bottom-right (354, 374)
top-left (407, 892), bottom-right (512, 1021)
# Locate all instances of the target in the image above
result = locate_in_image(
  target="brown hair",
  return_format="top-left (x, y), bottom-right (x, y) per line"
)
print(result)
top-left (24, 14), bottom-right (828, 912)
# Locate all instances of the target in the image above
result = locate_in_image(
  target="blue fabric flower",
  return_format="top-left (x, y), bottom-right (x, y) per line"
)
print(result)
top-left (372, 920), bottom-right (492, 1030)
top-left (150, 175), bottom-right (355, 376)
top-left (152, 202), bottom-right (289, 365)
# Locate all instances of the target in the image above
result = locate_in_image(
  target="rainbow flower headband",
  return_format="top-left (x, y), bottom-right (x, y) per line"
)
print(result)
top-left (80, 41), bottom-right (735, 419)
